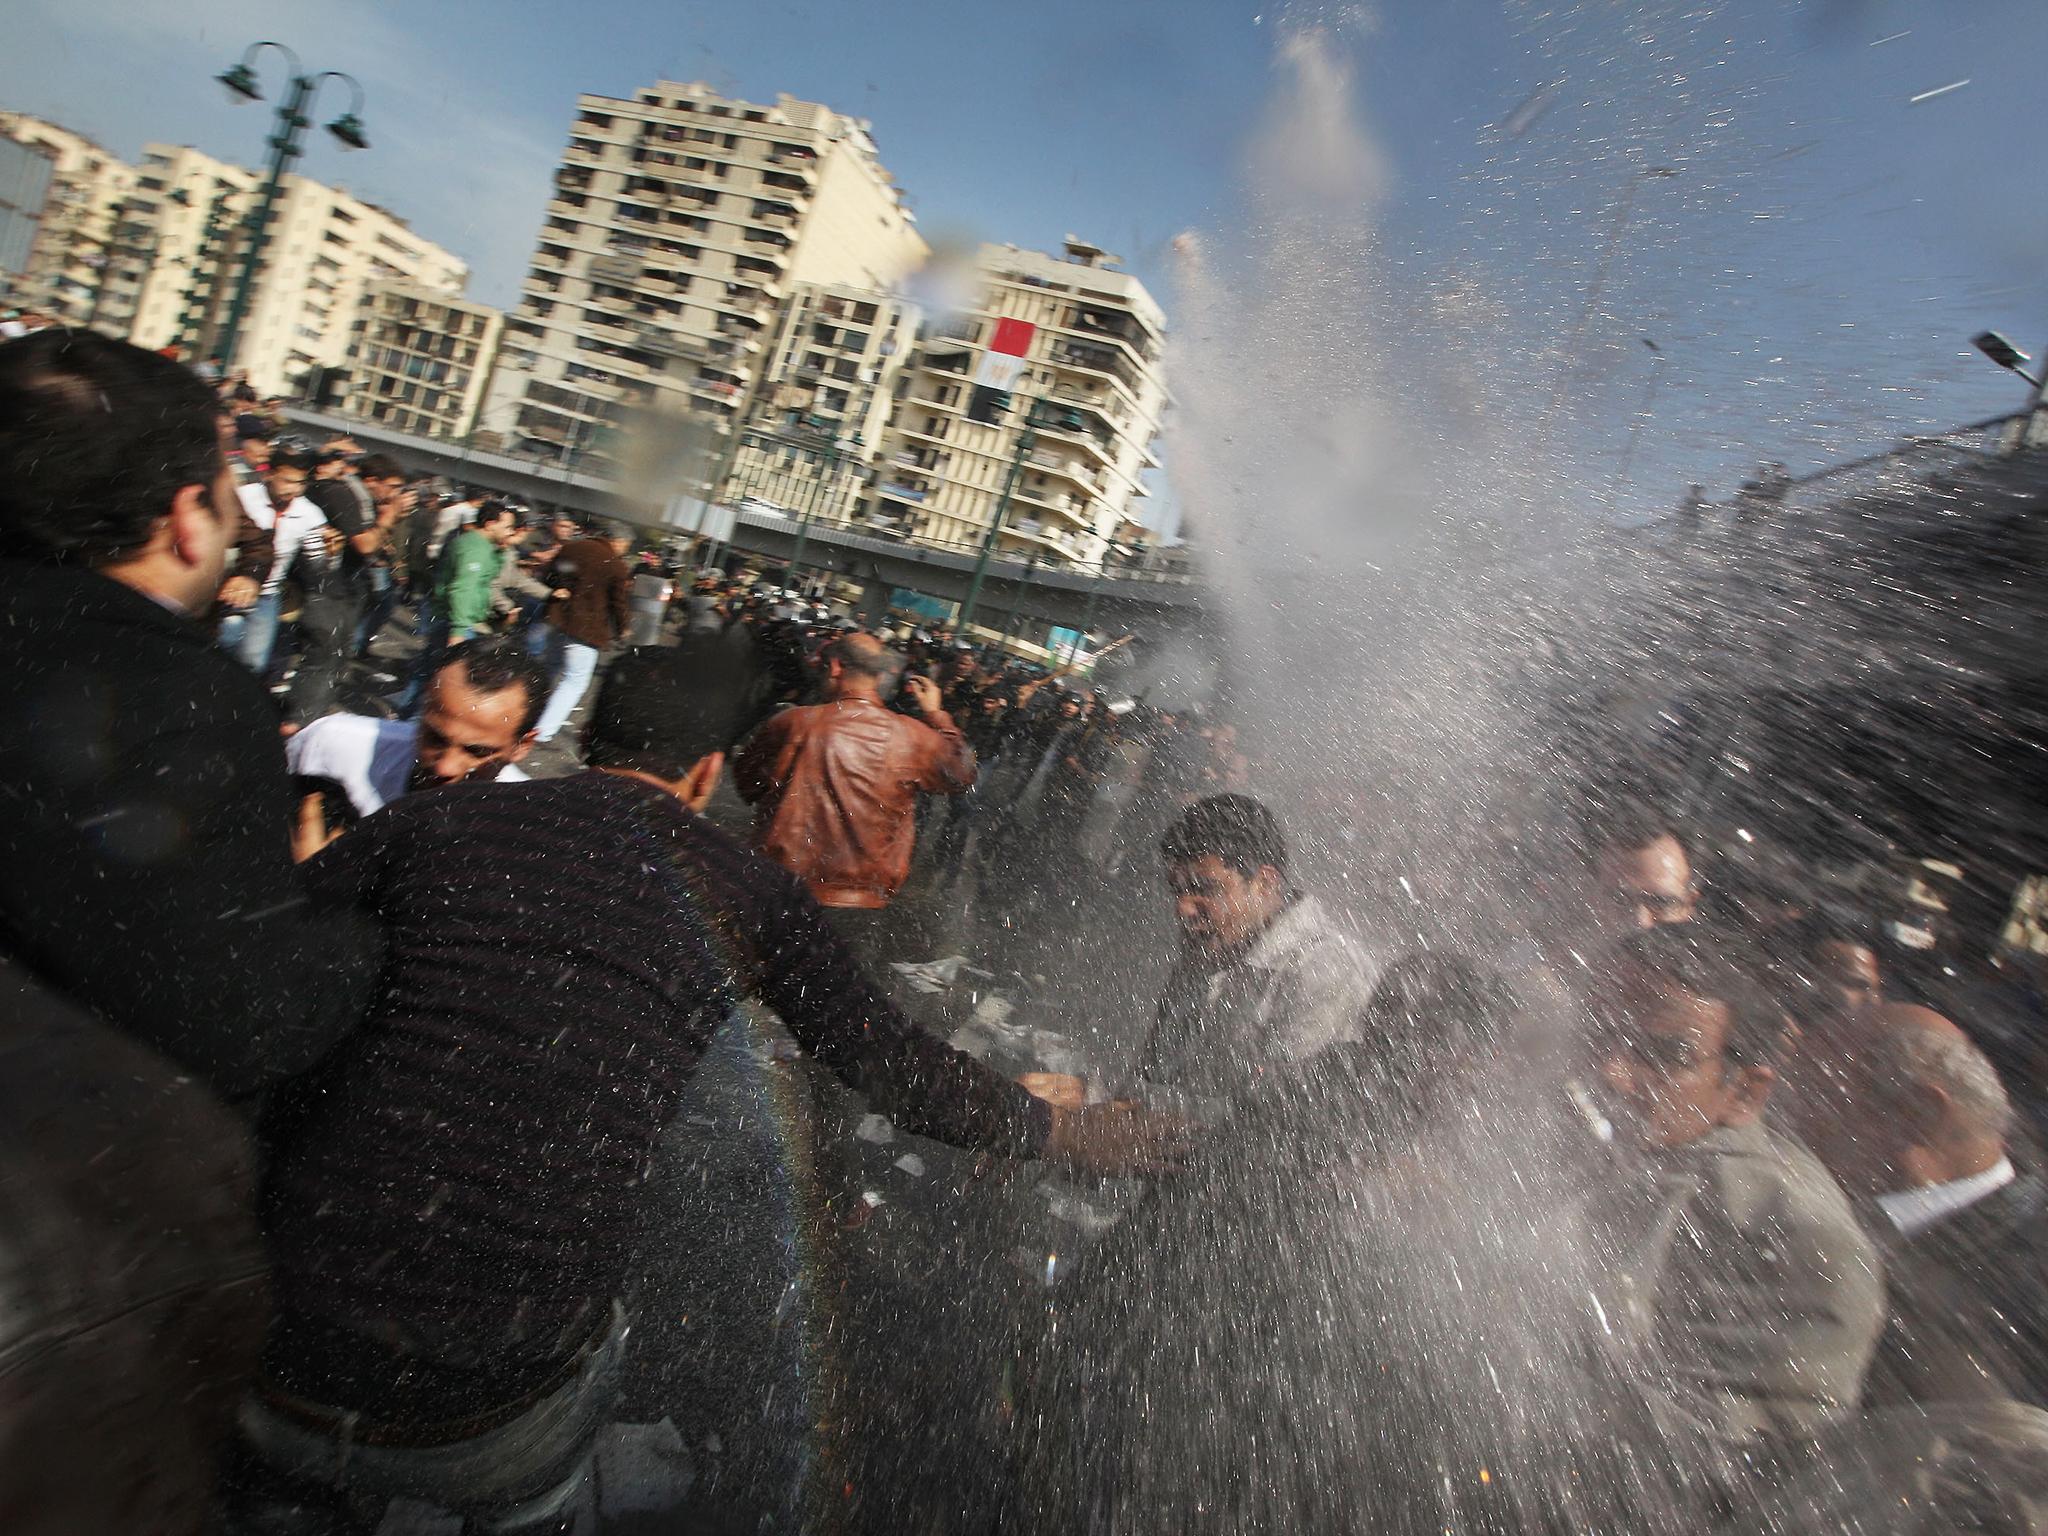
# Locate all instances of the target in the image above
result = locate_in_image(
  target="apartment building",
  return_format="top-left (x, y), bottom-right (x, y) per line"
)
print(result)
top-left (121, 144), bottom-right (254, 358)
top-left (0, 134), bottom-right (54, 282)
top-left (722, 281), bottom-right (921, 523)
top-left (481, 80), bottom-right (928, 467)
top-left (0, 113), bottom-right (135, 327)
top-left (340, 281), bottom-right (504, 439)
top-left (873, 238), bottom-right (1168, 570)
top-left (114, 142), bottom-right (466, 394)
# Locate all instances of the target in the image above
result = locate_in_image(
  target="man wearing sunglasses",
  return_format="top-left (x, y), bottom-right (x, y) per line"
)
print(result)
top-left (1583, 923), bottom-right (1884, 1458)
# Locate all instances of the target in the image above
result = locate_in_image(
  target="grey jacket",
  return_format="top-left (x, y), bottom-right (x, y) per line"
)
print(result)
top-left (1135, 894), bottom-right (1379, 1116)
top-left (1585, 1118), bottom-right (1886, 1446)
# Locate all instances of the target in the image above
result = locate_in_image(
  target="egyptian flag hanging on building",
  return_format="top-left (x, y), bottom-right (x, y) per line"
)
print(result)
top-left (968, 317), bottom-right (1036, 424)
top-left (975, 317), bottom-right (1036, 390)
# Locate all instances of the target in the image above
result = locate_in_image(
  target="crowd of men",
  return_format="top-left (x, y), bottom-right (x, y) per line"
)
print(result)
top-left (3, 328), bottom-right (2048, 1532)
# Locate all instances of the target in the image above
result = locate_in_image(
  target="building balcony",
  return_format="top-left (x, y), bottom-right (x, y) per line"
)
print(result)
top-left (1053, 315), bottom-right (1160, 370)
top-left (1013, 483), bottom-right (1093, 524)
top-left (1047, 342), bottom-right (1143, 395)
top-left (632, 323), bottom-right (710, 361)
top-left (1024, 449), bottom-right (1100, 491)
top-left (999, 521), bottom-right (1085, 564)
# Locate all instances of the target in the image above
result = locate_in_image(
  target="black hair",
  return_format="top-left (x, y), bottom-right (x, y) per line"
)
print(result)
top-left (268, 443), bottom-right (316, 473)
top-left (1786, 909), bottom-right (1880, 958)
top-left (473, 499), bottom-right (514, 529)
top-left (432, 637), bottom-right (551, 736)
top-left (0, 330), bottom-right (225, 565)
top-left (1614, 922), bottom-right (1794, 1069)
top-left (356, 453), bottom-right (402, 481)
top-left (585, 634), bottom-right (767, 779)
top-left (1160, 793), bottom-right (1287, 878)
top-left (1348, 950), bottom-right (1520, 1120)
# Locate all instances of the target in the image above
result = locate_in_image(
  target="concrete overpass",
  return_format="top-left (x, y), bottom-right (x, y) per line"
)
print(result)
top-left (283, 408), bottom-right (1210, 640)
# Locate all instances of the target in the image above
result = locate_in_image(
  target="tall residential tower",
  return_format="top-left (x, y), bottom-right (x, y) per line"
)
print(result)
top-left (482, 81), bottom-right (927, 466)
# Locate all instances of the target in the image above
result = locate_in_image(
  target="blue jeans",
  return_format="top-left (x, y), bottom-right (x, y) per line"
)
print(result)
top-left (533, 628), bottom-right (600, 743)
top-left (390, 619), bottom-right (487, 718)
top-left (218, 590), bottom-right (281, 676)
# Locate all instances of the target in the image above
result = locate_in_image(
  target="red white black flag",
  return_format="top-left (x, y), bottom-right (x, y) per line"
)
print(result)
top-left (973, 317), bottom-right (1036, 392)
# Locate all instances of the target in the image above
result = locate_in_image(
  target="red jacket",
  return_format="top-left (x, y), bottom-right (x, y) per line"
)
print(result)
top-left (733, 697), bottom-right (975, 908)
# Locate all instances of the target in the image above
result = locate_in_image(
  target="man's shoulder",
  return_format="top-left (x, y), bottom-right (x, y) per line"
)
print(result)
top-left (1705, 1122), bottom-right (1874, 1255)
top-left (1259, 896), bottom-right (1377, 986)
top-left (289, 712), bottom-right (411, 771)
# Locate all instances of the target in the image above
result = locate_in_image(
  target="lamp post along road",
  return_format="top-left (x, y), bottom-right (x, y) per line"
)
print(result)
top-left (214, 42), bottom-right (368, 372)
top-left (959, 400), bottom-right (1039, 633)
top-left (1971, 330), bottom-right (2048, 449)
top-left (1550, 165), bottom-right (1677, 417)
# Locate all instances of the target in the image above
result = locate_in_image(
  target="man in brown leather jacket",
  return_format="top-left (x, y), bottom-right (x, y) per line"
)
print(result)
top-left (734, 632), bottom-right (974, 945)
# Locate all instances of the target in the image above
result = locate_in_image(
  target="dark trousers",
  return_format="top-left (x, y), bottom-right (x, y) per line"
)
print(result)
top-left (353, 566), bottom-right (396, 658)
top-left (285, 590), bottom-right (359, 725)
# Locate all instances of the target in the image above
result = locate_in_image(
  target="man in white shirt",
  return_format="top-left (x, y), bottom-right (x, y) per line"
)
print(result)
top-left (286, 638), bottom-right (547, 825)
top-left (222, 444), bottom-right (330, 676)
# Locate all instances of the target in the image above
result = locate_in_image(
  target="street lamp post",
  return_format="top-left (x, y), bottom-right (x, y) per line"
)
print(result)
top-left (1610, 336), bottom-right (1666, 497)
top-left (1551, 165), bottom-right (1678, 414)
top-left (1972, 330), bottom-right (2048, 449)
top-left (959, 398), bottom-right (1040, 634)
top-left (997, 547), bottom-right (1041, 651)
top-left (214, 42), bottom-right (368, 372)
top-left (787, 441), bottom-right (839, 584)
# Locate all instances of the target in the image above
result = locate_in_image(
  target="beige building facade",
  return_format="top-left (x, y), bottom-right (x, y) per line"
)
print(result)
top-left (481, 80), bottom-right (928, 469)
top-left (0, 112), bottom-right (136, 327)
top-left (874, 238), bottom-right (1167, 570)
top-left (196, 174), bottom-right (467, 396)
top-left (340, 281), bottom-right (503, 439)
top-left (722, 281), bottom-right (921, 524)
top-left (123, 144), bottom-right (256, 361)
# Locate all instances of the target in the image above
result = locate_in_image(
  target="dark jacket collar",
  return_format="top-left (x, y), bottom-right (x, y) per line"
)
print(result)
top-left (0, 558), bottom-right (206, 648)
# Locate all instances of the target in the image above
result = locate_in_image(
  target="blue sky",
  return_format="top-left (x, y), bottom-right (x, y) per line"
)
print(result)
top-left (7, 0), bottom-right (2046, 513)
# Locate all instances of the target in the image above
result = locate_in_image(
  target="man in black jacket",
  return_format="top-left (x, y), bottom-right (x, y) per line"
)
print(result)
top-left (233, 640), bottom-right (1180, 1529)
top-left (0, 331), bottom-right (382, 1101)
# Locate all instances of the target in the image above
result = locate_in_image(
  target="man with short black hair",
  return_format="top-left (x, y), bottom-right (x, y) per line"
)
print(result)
top-left (348, 453), bottom-right (410, 659)
top-left (530, 517), bottom-right (633, 743)
top-left (281, 444), bottom-right (380, 723)
top-left (223, 440), bottom-right (328, 676)
top-left (1592, 809), bottom-right (1699, 937)
top-left (238, 637), bottom-right (1178, 1526)
top-left (0, 330), bottom-right (381, 1097)
top-left (1584, 922), bottom-right (1884, 1445)
top-left (288, 637), bottom-right (545, 824)
top-left (391, 501), bottom-right (519, 717)
top-left (1134, 792), bottom-right (1378, 1115)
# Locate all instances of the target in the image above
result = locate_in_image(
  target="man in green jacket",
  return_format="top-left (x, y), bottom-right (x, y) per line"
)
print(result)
top-left (394, 502), bottom-right (518, 717)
